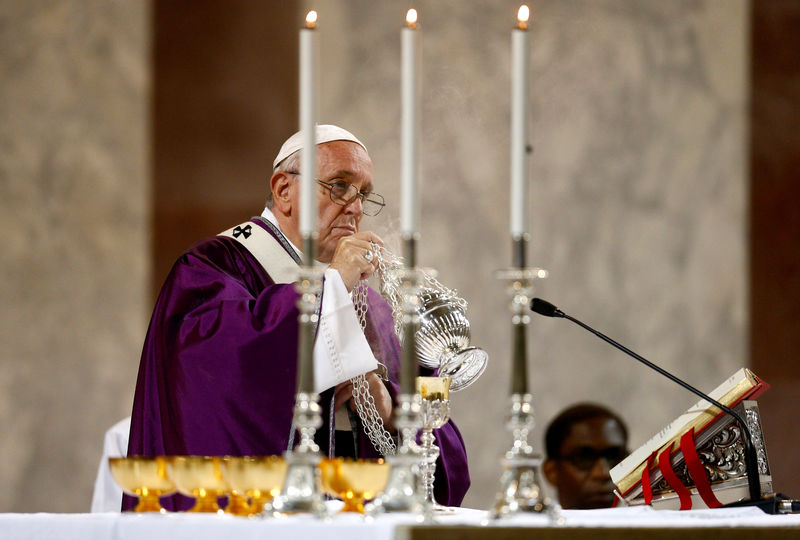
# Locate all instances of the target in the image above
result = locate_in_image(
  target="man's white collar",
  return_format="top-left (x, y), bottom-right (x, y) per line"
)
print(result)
top-left (261, 206), bottom-right (303, 259)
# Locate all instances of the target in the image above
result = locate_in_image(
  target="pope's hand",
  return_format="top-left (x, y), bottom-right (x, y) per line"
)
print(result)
top-left (329, 231), bottom-right (384, 292)
top-left (334, 371), bottom-right (395, 434)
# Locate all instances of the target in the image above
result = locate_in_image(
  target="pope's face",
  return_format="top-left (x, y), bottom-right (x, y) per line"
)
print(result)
top-left (315, 141), bottom-right (374, 263)
top-left (287, 140), bottom-right (375, 263)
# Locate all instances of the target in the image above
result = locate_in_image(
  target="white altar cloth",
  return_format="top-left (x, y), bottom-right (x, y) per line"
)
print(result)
top-left (1, 504), bottom-right (798, 540)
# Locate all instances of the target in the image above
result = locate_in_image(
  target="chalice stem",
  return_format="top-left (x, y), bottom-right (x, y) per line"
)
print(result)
top-left (134, 492), bottom-right (163, 513)
top-left (189, 494), bottom-right (221, 513)
top-left (420, 427), bottom-right (440, 505)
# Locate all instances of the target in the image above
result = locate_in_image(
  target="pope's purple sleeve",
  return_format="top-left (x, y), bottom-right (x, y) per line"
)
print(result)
top-left (124, 237), bottom-right (305, 510)
top-left (432, 418), bottom-right (470, 506)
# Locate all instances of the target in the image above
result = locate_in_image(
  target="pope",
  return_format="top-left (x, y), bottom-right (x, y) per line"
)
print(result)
top-left (123, 125), bottom-right (470, 511)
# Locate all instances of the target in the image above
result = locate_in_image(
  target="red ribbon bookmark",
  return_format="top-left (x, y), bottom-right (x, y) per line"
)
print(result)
top-left (658, 443), bottom-right (693, 510)
top-left (642, 450), bottom-right (658, 505)
top-left (680, 428), bottom-right (723, 508)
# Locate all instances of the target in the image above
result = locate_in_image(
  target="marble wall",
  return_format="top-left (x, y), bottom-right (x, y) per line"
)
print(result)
top-left (0, 0), bottom-right (752, 512)
top-left (0, 1), bottom-right (149, 511)
top-left (309, 0), bottom-right (748, 508)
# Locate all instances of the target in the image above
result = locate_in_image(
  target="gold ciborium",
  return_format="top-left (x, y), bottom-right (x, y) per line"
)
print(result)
top-left (221, 456), bottom-right (288, 516)
top-left (167, 456), bottom-right (229, 513)
top-left (109, 456), bottom-right (175, 513)
top-left (319, 458), bottom-right (391, 513)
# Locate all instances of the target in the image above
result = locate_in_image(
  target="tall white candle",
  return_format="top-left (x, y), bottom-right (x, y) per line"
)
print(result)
top-left (510, 5), bottom-right (530, 237)
top-left (300, 11), bottom-right (318, 239)
top-left (401, 8), bottom-right (418, 236)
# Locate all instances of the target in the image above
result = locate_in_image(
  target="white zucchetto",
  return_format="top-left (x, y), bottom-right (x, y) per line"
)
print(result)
top-left (273, 124), bottom-right (368, 168)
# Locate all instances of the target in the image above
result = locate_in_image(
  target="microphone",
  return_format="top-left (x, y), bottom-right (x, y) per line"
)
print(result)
top-left (531, 298), bottom-right (563, 318)
top-left (530, 297), bottom-right (762, 504)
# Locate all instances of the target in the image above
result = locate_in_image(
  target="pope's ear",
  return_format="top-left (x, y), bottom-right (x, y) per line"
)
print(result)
top-left (271, 172), bottom-right (293, 212)
top-left (543, 458), bottom-right (558, 487)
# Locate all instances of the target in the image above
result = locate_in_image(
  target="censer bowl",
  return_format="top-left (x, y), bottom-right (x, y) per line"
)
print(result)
top-left (415, 289), bottom-right (487, 391)
top-left (439, 346), bottom-right (488, 392)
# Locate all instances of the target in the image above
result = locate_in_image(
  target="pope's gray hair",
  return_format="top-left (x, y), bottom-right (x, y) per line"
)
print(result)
top-left (266, 150), bottom-right (301, 209)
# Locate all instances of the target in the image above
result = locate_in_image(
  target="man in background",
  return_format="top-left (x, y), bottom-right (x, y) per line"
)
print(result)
top-left (543, 403), bottom-right (629, 509)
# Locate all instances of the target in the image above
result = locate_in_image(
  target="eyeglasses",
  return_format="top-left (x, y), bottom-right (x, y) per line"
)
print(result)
top-left (317, 179), bottom-right (385, 216)
top-left (560, 448), bottom-right (628, 472)
top-left (286, 173), bottom-right (385, 216)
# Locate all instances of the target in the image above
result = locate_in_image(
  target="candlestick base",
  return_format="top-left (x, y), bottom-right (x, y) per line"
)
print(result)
top-left (271, 392), bottom-right (327, 517)
top-left (490, 393), bottom-right (557, 520)
top-left (367, 393), bottom-right (425, 517)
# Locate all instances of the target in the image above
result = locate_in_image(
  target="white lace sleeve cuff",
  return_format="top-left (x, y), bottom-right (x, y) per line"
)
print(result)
top-left (313, 268), bottom-right (379, 393)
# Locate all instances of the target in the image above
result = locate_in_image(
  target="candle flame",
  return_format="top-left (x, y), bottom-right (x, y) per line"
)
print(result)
top-left (305, 10), bottom-right (317, 29)
top-left (517, 5), bottom-right (530, 29)
top-left (406, 8), bottom-right (418, 29)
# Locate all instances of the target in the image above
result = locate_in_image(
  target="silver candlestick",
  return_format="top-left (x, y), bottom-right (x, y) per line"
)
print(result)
top-left (490, 235), bottom-right (554, 519)
top-left (368, 237), bottom-right (424, 517)
top-left (272, 261), bottom-right (326, 517)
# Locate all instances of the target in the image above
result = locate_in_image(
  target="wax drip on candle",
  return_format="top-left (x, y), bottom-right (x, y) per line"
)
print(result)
top-left (406, 8), bottom-right (418, 29)
top-left (305, 10), bottom-right (317, 29)
top-left (517, 5), bottom-right (530, 30)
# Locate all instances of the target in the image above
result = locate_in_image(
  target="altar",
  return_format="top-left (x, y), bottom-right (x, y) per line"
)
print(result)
top-left (2, 505), bottom-right (799, 540)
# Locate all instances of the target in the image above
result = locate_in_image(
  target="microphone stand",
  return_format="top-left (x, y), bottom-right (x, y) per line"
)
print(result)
top-left (531, 298), bottom-right (764, 507)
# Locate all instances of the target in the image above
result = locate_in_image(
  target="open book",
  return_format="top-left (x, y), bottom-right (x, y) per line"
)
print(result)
top-left (610, 367), bottom-right (769, 496)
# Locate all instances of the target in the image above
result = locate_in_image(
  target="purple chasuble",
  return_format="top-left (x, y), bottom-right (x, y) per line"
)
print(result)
top-left (124, 218), bottom-right (470, 511)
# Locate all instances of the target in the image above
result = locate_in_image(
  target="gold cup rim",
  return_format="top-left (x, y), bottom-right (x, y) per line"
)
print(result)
top-left (166, 455), bottom-right (219, 462)
top-left (318, 457), bottom-right (391, 513)
top-left (416, 376), bottom-right (451, 400)
top-left (221, 455), bottom-right (286, 463)
top-left (220, 455), bottom-right (288, 487)
top-left (107, 456), bottom-right (175, 502)
top-left (109, 455), bottom-right (167, 462)
top-left (165, 455), bottom-right (228, 492)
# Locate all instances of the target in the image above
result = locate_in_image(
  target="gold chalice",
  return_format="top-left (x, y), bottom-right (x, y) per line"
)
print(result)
top-left (416, 376), bottom-right (452, 513)
top-left (319, 458), bottom-right (391, 513)
top-left (417, 376), bottom-right (450, 403)
top-left (167, 456), bottom-right (229, 513)
top-left (221, 456), bottom-right (288, 516)
top-left (108, 456), bottom-right (175, 513)
top-left (225, 490), bottom-right (251, 516)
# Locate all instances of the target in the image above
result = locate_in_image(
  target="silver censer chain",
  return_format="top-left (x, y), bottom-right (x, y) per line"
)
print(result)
top-left (347, 243), bottom-right (467, 456)
top-left (372, 244), bottom-right (466, 341)
top-left (349, 248), bottom-right (397, 456)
